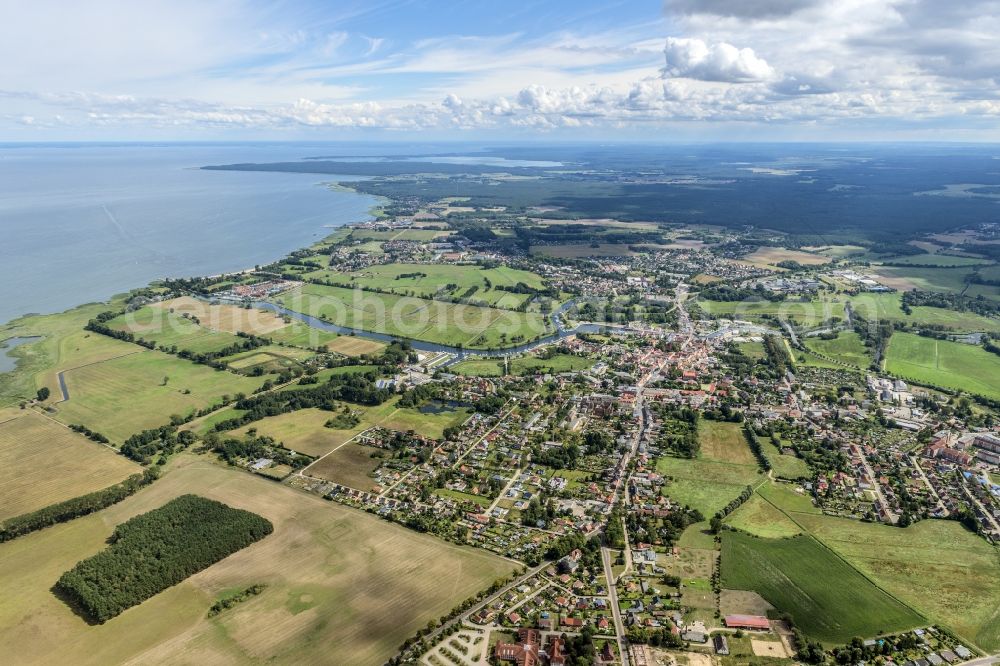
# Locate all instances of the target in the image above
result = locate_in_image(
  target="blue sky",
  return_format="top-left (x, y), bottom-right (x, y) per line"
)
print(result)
top-left (2, 0), bottom-right (999, 140)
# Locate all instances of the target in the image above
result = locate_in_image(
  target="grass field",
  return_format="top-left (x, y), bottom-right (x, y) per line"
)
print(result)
top-left (450, 353), bottom-right (594, 377)
top-left (0, 411), bottom-right (139, 521)
top-left (54, 351), bottom-right (267, 442)
top-left (106, 306), bottom-right (247, 354)
top-left (849, 293), bottom-right (1000, 332)
top-left (265, 322), bottom-right (341, 350)
top-left (302, 263), bottom-right (544, 310)
top-left (871, 266), bottom-right (978, 293)
top-left (657, 457), bottom-right (763, 517)
top-left (794, 514), bottom-right (1000, 651)
top-left (350, 228), bottom-right (449, 242)
top-left (0, 299), bottom-right (137, 407)
top-left (884, 332), bottom-right (1000, 399)
top-left (275, 283), bottom-right (550, 349)
top-left (699, 420), bottom-right (755, 465)
top-left (0, 456), bottom-right (515, 666)
top-left (883, 253), bottom-right (993, 267)
top-left (235, 398), bottom-right (471, 460)
top-left (757, 437), bottom-right (811, 480)
top-left (721, 531), bottom-right (925, 644)
top-left (657, 419), bottom-right (763, 516)
top-left (804, 331), bottom-right (872, 369)
top-left (697, 298), bottom-right (844, 327)
top-left (724, 494), bottom-right (801, 538)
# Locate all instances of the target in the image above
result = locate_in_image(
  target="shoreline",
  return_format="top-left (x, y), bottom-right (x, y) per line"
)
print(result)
top-left (0, 179), bottom-right (384, 330)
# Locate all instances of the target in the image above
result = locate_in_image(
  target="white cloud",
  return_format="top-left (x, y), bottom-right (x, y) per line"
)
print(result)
top-left (3, 0), bottom-right (1000, 138)
top-left (663, 37), bottom-right (775, 82)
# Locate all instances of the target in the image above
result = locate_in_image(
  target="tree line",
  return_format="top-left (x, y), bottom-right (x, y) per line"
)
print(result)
top-left (0, 469), bottom-right (158, 542)
top-left (56, 494), bottom-right (273, 624)
top-left (211, 373), bottom-right (394, 432)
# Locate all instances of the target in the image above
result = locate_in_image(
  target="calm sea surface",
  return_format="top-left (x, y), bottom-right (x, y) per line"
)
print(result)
top-left (0, 143), bottom-right (380, 325)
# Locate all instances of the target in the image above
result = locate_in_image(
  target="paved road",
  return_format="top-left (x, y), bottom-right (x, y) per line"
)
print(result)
top-left (602, 547), bottom-right (630, 666)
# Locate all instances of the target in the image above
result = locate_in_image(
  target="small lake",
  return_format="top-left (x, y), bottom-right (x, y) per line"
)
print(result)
top-left (0, 336), bottom-right (41, 373)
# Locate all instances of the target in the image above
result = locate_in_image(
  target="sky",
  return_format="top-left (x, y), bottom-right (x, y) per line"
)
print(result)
top-left (2, 0), bottom-right (1000, 141)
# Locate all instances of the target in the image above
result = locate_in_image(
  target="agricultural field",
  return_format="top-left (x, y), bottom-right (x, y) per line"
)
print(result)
top-left (803, 331), bottom-right (872, 369)
top-left (724, 494), bottom-right (801, 538)
top-left (323, 335), bottom-right (386, 357)
top-left (870, 266), bottom-right (979, 293)
top-left (302, 263), bottom-right (545, 310)
top-left (0, 456), bottom-right (516, 666)
top-left (720, 531), bottom-right (925, 644)
top-left (884, 332), bottom-right (1000, 399)
top-left (963, 282), bottom-right (1000, 302)
top-left (105, 306), bottom-right (244, 354)
top-left (737, 340), bottom-right (765, 359)
top-left (151, 297), bottom-right (291, 335)
top-left (697, 297), bottom-right (844, 328)
top-left (741, 246), bottom-right (832, 268)
top-left (882, 253), bottom-right (993, 267)
top-left (53, 351), bottom-right (267, 442)
top-left (795, 513), bottom-right (1000, 651)
top-left (0, 411), bottom-right (139, 521)
top-left (265, 322), bottom-right (342, 350)
top-left (275, 283), bottom-right (550, 349)
top-left (849, 293), bottom-right (1000, 332)
top-left (303, 440), bottom-right (385, 491)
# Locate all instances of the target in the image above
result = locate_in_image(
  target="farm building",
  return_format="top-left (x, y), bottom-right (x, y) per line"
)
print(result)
top-left (724, 614), bottom-right (770, 631)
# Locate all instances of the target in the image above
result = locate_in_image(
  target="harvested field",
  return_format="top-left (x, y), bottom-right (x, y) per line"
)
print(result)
top-left (152, 297), bottom-right (290, 335)
top-left (0, 412), bottom-right (139, 521)
top-left (0, 456), bottom-right (515, 666)
top-left (324, 335), bottom-right (386, 357)
top-left (304, 442), bottom-right (384, 491)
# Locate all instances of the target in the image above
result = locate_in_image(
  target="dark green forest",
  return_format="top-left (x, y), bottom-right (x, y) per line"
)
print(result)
top-left (56, 495), bottom-right (272, 623)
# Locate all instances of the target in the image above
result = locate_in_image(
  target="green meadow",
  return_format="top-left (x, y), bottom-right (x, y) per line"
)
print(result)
top-left (302, 263), bottom-right (545, 310)
top-left (885, 332), bottom-right (1000, 399)
top-left (804, 331), bottom-right (872, 369)
top-left (275, 283), bottom-right (550, 349)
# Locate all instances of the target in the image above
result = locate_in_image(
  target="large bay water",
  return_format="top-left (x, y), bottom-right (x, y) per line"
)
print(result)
top-left (0, 143), bottom-right (381, 325)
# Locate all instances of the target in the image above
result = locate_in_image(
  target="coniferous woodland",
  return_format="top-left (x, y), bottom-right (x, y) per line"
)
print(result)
top-left (56, 495), bottom-right (272, 623)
